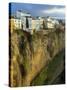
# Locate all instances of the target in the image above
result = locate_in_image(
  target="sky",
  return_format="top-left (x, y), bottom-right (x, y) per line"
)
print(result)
top-left (9, 2), bottom-right (65, 19)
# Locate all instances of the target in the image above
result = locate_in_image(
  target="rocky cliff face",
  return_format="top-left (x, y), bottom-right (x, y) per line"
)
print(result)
top-left (9, 29), bottom-right (65, 87)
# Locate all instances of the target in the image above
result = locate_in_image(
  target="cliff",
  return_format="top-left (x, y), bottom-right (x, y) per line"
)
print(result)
top-left (9, 29), bottom-right (65, 87)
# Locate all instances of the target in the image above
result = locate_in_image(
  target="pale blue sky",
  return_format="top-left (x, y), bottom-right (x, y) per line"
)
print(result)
top-left (9, 2), bottom-right (65, 19)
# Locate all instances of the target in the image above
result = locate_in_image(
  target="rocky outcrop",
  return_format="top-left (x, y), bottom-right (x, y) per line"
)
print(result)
top-left (9, 29), bottom-right (65, 87)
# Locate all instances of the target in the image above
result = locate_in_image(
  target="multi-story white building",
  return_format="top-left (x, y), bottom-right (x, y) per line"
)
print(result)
top-left (16, 10), bottom-right (32, 32)
top-left (46, 17), bottom-right (59, 29)
top-left (9, 16), bottom-right (22, 33)
top-left (32, 17), bottom-right (46, 31)
top-left (32, 17), bottom-right (40, 31)
top-left (39, 17), bottom-right (45, 29)
top-left (14, 17), bottom-right (22, 30)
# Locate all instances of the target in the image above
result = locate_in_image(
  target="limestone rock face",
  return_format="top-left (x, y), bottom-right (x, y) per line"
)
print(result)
top-left (9, 29), bottom-right (65, 87)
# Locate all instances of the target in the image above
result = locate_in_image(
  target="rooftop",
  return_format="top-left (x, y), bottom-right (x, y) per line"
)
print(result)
top-left (17, 10), bottom-right (31, 15)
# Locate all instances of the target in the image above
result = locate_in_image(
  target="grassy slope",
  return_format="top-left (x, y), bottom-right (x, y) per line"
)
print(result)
top-left (31, 49), bottom-right (65, 85)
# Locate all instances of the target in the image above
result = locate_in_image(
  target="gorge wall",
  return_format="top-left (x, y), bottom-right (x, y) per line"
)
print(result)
top-left (9, 29), bottom-right (65, 87)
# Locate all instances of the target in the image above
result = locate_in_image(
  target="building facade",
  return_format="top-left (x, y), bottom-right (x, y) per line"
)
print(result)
top-left (9, 16), bottom-right (22, 33)
top-left (46, 17), bottom-right (59, 29)
top-left (16, 10), bottom-right (32, 32)
top-left (32, 17), bottom-right (40, 31)
top-left (32, 17), bottom-right (46, 31)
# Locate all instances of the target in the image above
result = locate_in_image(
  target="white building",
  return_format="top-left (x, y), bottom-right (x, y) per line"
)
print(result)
top-left (16, 10), bottom-right (32, 32)
top-left (32, 17), bottom-right (46, 31)
top-left (9, 16), bottom-right (22, 32)
top-left (14, 17), bottom-right (22, 30)
top-left (46, 17), bottom-right (59, 29)
top-left (32, 17), bottom-right (40, 31)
